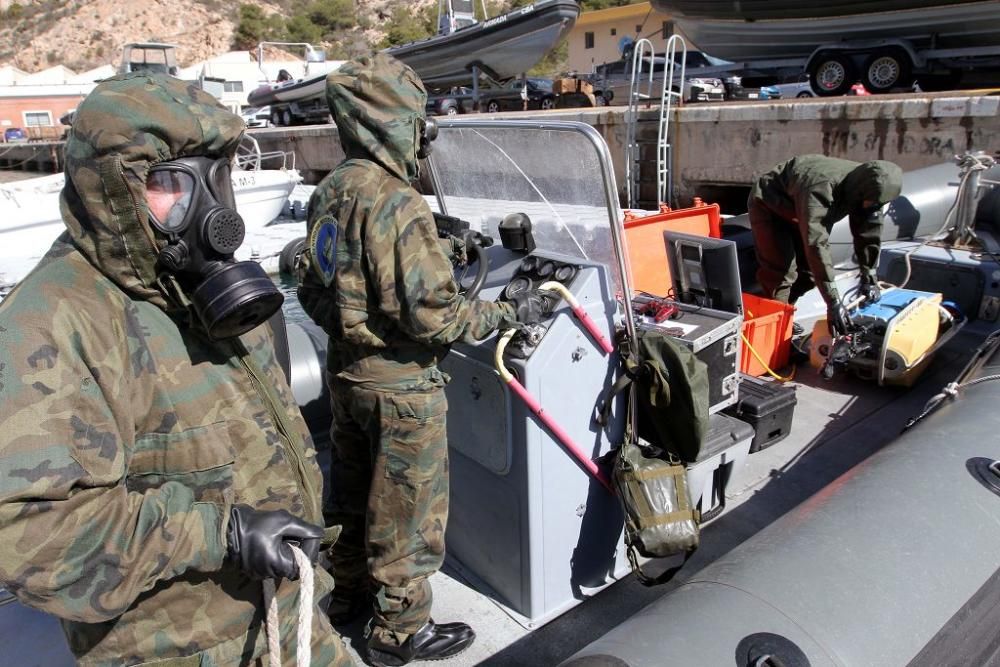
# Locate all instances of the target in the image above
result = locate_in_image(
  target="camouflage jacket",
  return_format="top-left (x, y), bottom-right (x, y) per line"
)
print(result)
top-left (751, 154), bottom-right (902, 302)
top-left (298, 54), bottom-right (515, 391)
top-left (0, 73), bottom-right (332, 666)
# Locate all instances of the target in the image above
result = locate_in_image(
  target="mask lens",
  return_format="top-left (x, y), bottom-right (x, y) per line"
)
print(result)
top-left (147, 169), bottom-right (194, 233)
top-left (208, 159), bottom-right (236, 209)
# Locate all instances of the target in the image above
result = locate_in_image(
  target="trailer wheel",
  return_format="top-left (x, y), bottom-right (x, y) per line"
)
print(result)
top-left (281, 109), bottom-right (293, 126)
top-left (862, 49), bottom-right (912, 93)
top-left (486, 100), bottom-right (500, 113)
top-left (810, 53), bottom-right (855, 97)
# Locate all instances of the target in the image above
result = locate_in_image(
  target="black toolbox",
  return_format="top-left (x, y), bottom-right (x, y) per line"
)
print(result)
top-left (722, 373), bottom-right (797, 453)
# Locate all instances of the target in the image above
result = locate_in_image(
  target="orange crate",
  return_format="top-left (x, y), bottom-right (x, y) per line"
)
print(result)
top-left (740, 293), bottom-right (795, 377)
top-left (624, 200), bottom-right (721, 298)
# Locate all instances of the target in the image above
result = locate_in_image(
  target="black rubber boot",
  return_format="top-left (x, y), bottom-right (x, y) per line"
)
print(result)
top-left (366, 620), bottom-right (476, 666)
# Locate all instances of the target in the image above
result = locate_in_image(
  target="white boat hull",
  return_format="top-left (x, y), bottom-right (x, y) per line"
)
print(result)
top-left (676, 1), bottom-right (1000, 60)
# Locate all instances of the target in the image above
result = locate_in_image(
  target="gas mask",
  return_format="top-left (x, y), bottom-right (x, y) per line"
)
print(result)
top-left (417, 116), bottom-right (438, 160)
top-left (146, 156), bottom-right (284, 339)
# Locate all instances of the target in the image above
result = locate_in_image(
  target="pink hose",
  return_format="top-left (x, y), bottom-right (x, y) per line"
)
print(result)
top-left (507, 376), bottom-right (613, 492)
top-left (571, 304), bottom-right (615, 355)
top-left (537, 281), bottom-right (615, 356)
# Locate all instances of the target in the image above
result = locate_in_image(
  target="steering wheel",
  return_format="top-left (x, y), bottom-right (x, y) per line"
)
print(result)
top-left (456, 234), bottom-right (489, 301)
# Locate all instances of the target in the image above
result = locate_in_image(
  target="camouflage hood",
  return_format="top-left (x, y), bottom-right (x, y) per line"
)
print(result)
top-left (61, 72), bottom-right (245, 311)
top-left (840, 160), bottom-right (904, 210)
top-left (325, 53), bottom-right (427, 183)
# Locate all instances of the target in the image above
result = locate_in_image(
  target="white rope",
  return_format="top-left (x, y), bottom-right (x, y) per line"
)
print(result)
top-left (262, 545), bottom-right (314, 667)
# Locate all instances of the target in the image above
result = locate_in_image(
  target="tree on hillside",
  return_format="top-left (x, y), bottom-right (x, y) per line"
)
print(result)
top-left (306, 0), bottom-right (355, 34)
top-left (233, 4), bottom-right (283, 50)
top-left (285, 12), bottom-right (324, 43)
top-left (379, 4), bottom-right (436, 48)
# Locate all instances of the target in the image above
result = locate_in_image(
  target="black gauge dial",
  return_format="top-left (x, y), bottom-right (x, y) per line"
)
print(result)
top-left (554, 265), bottom-right (576, 283)
top-left (537, 261), bottom-right (555, 278)
top-left (519, 256), bottom-right (538, 273)
top-left (505, 276), bottom-right (531, 300)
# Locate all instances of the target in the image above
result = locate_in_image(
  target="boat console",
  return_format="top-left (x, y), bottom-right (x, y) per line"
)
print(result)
top-left (428, 120), bottom-right (636, 625)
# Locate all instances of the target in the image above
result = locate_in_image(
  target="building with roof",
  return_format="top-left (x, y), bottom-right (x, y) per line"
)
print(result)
top-left (567, 2), bottom-right (686, 74)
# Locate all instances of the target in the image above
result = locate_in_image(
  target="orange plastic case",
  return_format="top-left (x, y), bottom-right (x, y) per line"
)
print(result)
top-left (624, 199), bottom-right (722, 298)
top-left (740, 293), bottom-right (794, 377)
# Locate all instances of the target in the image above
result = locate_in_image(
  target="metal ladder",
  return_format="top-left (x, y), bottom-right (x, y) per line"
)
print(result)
top-left (657, 34), bottom-right (687, 208)
top-left (624, 35), bottom-right (688, 209)
top-left (625, 38), bottom-right (656, 209)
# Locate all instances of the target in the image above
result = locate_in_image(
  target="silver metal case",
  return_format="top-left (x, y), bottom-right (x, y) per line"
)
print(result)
top-left (634, 296), bottom-right (742, 413)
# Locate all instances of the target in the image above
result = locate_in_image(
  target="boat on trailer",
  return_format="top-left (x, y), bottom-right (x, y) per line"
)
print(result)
top-left (247, 0), bottom-right (580, 110)
top-left (650, 0), bottom-right (1000, 61)
top-left (387, 0), bottom-right (581, 87)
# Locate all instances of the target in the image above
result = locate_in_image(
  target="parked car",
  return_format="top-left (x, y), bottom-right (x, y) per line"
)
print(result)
top-left (587, 53), bottom-right (726, 105)
top-left (759, 85), bottom-right (782, 100)
top-left (722, 76), bottom-right (781, 101)
top-left (240, 106), bottom-right (272, 128)
top-left (3, 127), bottom-right (26, 143)
top-left (771, 73), bottom-right (816, 99)
top-left (426, 86), bottom-right (477, 116)
top-left (480, 78), bottom-right (557, 113)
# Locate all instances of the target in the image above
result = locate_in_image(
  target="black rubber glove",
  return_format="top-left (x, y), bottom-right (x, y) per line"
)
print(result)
top-left (858, 277), bottom-right (881, 304)
top-left (827, 301), bottom-right (854, 337)
top-left (509, 292), bottom-right (546, 326)
top-left (226, 504), bottom-right (324, 580)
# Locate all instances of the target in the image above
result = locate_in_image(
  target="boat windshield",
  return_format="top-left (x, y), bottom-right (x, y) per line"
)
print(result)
top-left (428, 119), bottom-right (628, 295)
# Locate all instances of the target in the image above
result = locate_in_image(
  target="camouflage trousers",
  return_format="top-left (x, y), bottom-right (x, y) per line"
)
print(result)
top-left (327, 380), bottom-right (449, 636)
top-left (749, 197), bottom-right (816, 304)
top-left (201, 609), bottom-right (353, 667)
top-left (94, 597), bottom-right (354, 667)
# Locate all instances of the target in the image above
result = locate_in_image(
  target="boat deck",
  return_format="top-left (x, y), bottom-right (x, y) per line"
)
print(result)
top-left (5, 287), bottom-right (989, 666)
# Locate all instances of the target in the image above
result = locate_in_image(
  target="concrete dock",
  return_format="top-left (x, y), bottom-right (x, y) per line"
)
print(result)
top-left (4, 90), bottom-right (996, 212)
top-left (246, 89), bottom-right (1000, 211)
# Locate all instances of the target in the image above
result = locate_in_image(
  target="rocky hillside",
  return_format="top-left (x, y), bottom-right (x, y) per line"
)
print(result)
top-left (0, 0), bottom-right (443, 73)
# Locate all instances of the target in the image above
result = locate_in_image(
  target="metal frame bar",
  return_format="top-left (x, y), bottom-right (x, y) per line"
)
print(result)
top-left (433, 117), bottom-right (638, 353)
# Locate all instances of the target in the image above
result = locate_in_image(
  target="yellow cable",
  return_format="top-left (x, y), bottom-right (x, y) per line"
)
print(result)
top-left (741, 332), bottom-right (795, 382)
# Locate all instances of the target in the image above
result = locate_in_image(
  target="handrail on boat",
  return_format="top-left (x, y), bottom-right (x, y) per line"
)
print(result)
top-left (234, 134), bottom-right (297, 172)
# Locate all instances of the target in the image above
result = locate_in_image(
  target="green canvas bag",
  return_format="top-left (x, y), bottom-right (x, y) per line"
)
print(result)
top-left (601, 327), bottom-right (711, 463)
top-left (612, 440), bottom-right (700, 585)
top-left (598, 327), bottom-right (707, 585)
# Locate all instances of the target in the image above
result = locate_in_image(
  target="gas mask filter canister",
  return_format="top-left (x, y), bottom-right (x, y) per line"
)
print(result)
top-left (417, 116), bottom-right (438, 160)
top-left (146, 156), bottom-right (284, 339)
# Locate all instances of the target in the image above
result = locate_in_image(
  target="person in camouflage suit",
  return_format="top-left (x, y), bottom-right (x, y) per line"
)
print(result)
top-left (0, 72), bottom-right (353, 666)
top-left (297, 53), bottom-right (529, 666)
top-left (748, 154), bottom-right (903, 335)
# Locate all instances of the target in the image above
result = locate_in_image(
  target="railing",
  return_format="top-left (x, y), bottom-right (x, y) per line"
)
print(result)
top-left (234, 134), bottom-right (297, 172)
